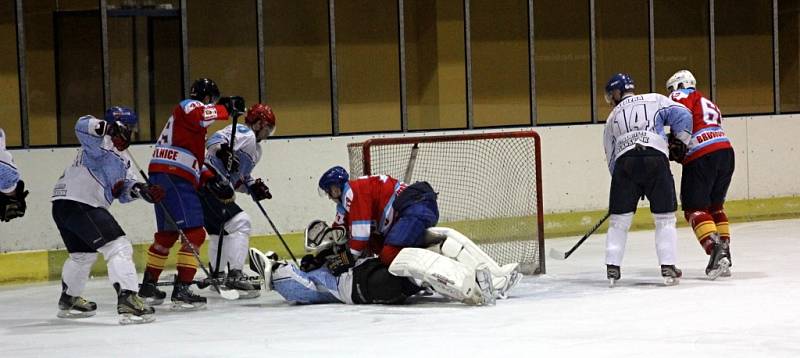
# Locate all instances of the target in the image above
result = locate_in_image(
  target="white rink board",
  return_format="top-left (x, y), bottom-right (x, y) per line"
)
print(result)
top-left (3, 114), bottom-right (800, 252)
top-left (0, 219), bottom-right (798, 358)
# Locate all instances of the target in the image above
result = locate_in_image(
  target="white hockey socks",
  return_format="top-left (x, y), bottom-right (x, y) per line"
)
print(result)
top-left (61, 252), bottom-right (98, 296)
top-left (606, 212), bottom-right (634, 266)
top-left (97, 238), bottom-right (139, 292)
top-left (653, 212), bottom-right (678, 265)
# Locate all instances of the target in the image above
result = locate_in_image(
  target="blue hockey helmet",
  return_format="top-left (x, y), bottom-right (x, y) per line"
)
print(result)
top-left (318, 166), bottom-right (349, 197)
top-left (604, 73), bottom-right (635, 104)
top-left (104, 106), bottom-right (138, 127)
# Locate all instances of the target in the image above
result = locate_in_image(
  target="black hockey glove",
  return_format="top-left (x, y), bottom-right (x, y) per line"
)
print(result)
top-left (105, 120), bottom-right (133, 151)
top-left (0, 180), bottom-right (28, 222)
top-left (205, 175), bottom-right (235, 204)
top-left (131, 183), bottom-right (165, 204)
top-left (215, 143), bottom-right (240, 174)
top-left (300, 254), bottom-right (325, 272)
top-left (324, 246), bottom-right (355, 276)
top-left (218, 96), bottom-right (246, 118)
top-left (249, 178), bottom-right (272, 201)
top-left (667, 133), bottom-right (687, 163)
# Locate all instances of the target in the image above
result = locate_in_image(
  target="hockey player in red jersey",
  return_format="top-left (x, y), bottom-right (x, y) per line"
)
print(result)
top-left (139, 78), bottom-right (245, 309)
top-left (666, 70), bottom-right (735, 279)
top-left (317, 166), bottom-right (439, 267)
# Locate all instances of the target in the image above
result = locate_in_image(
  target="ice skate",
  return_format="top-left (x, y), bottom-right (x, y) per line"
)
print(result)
top-left (661, 265), bottom-right (682, 286)
top-left (225, 269), bottom-right (261, 299)
top-left (115, 283), bottom-right (155, 325)
top-left (475, 264), bottom-right (496, 306)
top-left (705, 238), bottom-right (731, 280)
top-left (720, 241), bottom-right (732, 277)
top-left (56, 291), bottom-right (97, 319)
top-left (495, 266), bottom-right (523, 299)
top-left (607, 264), bottom-right (621, 288)
top-left (171, 277), bottom-right (207, 311)
top-left (138, 271), bottom-right (166, 306)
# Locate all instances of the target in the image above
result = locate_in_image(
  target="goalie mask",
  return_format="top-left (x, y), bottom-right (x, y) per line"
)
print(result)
top-left (304, 220), bottom-right (347, 253)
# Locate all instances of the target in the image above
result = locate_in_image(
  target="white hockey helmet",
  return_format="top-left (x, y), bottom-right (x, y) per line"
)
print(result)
top-left (666, 70), bottom-right (696, 92)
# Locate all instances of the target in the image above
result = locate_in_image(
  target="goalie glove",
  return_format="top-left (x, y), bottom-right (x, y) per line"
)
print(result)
top-left (324, 245), bottom-right (355, 276)
top-left (249, 178), bottom-right (272, 201)
top-left (215, 143), bottom-right (240, 174)
top-left (0, 180), bottom-right (28, 222)
top-left (667, 133), bottom-right (688, 163)
top-left (131, 183), bottom-right (165, 204)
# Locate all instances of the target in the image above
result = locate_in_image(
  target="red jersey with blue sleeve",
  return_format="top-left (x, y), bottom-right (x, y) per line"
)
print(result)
top-left (332, 175), bottom-right (407, 256)
top-left (149, 99), bottom-right (228, 185)
top-left (668, 89), bottom-right (732, 164)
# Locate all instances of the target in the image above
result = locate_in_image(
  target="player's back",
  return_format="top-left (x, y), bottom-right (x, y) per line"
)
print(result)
top-left (668, 88), bottom-right (731, 163)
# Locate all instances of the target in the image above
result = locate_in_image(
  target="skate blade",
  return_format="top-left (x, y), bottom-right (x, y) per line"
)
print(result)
top-left (706, 258), bottom-right (731, 280)
top-left (663, 276), bottom-right (680, 286)
top-left (236, 289), bottom-right (261, 299)
top-left (119, 313), bottom-right (155, 325)
top-left (720, 268), bottom-right (732, 277)
top-left (141, 297), bottom-right (165, 306)
top-left (608, 278), bottom-right (616, 288)
top-left (57, 310), bottom-right (96, 319)
top-left (170, 302), bottom-right (207, 312)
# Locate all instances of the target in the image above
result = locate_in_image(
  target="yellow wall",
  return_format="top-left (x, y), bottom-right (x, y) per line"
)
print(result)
top-left (0, 0), bottom-right (21, 147)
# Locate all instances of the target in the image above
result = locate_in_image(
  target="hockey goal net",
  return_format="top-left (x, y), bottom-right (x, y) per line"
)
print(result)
top-left (347, 130), bottom-right (545, 274)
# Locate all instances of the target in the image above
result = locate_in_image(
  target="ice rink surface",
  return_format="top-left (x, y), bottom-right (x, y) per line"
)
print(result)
top-left (1, 219), bottom-right (798, 358)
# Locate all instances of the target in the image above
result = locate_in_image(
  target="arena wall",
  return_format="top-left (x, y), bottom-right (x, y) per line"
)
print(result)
top-left (2, 113), bottom-right (799, 253)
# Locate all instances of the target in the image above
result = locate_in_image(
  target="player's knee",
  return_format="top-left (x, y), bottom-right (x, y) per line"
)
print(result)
top-left (184, 227), bottom-right (206, 247)
top-left (653, 212), bottom-right (676, 229)
top-left (97, 237), bottom-right (133, 262)
top-left (226, 212), bottom-right (252, 237)
top-left (69, 252), bottom-right (98, 265)
top-left (153, 231), bottom-right (179, 253)
top-left (683, 210), bottom-right (708, 225)
top-left (609, 212), bottom-right (634, 230)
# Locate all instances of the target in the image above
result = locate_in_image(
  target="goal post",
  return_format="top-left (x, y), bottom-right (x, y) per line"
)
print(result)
top-left (347, 130), bottom-right (545, 274)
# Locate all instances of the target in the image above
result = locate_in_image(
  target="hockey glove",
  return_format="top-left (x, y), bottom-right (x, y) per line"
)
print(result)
top-left (218, 96), bottom-right (246, 118)
top-left (325, 246), bottom-right (355, 276)
top-left (249, 178), bottom-right (272, 201)
top-left (215, 143), bottom-right (240, 174)
top-left (0, 181), bottom-right (28, 222)
top-left (105, 121), bottom-right (133, 151)
top-left (667, 133), bottom-right (687, 163)
top-left (132, 183), bottom-right (165, 204)
top-left (206, 175), bottom-right (236, 204)
top-left (300, 254), bottom-right (325, 272)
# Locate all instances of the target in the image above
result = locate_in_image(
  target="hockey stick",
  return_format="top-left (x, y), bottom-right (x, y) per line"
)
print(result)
top-left (243, 180), bottom-right (299, 265)
top-left (549, 212), bottom-right (611, 260)
top-left (403, 143), bottom-right (419, 183)
top-left (126, 151), bottom-right (239, 300)
top-left (213, 112), bottom-right (240, 277)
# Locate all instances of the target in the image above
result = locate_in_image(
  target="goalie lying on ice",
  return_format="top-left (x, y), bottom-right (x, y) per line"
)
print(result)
top-left (248, 221), bottom-right (522, 305)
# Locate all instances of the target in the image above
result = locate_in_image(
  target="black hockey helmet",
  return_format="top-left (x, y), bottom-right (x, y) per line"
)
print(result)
top-left (189, 78), bottom-right (220, 104)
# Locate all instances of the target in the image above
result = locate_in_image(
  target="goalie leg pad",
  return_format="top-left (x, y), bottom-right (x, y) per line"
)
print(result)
top-left (653, 212), bottom-right (678, 265)
top-left (389, 248), bottom-right (485, 305)
top-left (271, 264), bottom-right (342, 304)
top-left (61, 252), bottom-right (99, 297)
top-left (97, 238), bottom-right (139, 292)
top-left (606, 212), bottom-right (633, 266)
top-left (434, 227), bottom-right (518, 291)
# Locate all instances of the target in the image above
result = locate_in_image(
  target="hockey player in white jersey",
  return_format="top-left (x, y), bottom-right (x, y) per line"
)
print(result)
top-left (248, 220), bottom-right (515, 306)
top-left (602, 73), bottom-right (692, 287)
top-left (51, 107), bottom-right (164, 324)
top-left (199, 103), bottom-right (276, 298)
top-left (0, 128), bottom-right (28, 222)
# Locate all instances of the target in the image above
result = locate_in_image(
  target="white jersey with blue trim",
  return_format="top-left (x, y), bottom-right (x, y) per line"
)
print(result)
top-left (0, 129), bottom-right (20, 194)
top-left (51, 116), bottom-right (139, 208)
top-left (205, 124), bottom-right (262, 192)
top-left (603, 93), bottom-right (692, 173)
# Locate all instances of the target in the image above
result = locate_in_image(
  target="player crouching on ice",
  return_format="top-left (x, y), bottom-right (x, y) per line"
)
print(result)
top-left (199, 103), bottom-right (276, 298)
top-left (249, 220), bottom-right (520, 306)
top-left (51, 107), bottom-right (163, 324)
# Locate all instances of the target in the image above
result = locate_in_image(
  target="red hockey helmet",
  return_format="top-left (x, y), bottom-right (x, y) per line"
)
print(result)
top-left (245, 104), bottom-right (276, 136)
